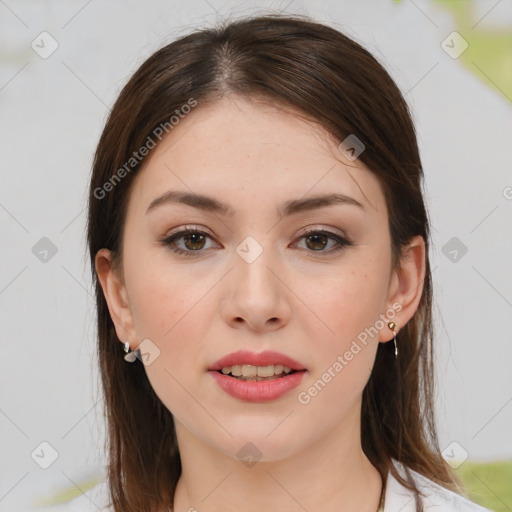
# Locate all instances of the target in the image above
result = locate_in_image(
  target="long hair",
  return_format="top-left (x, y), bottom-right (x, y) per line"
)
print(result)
top-left (87, 14), bottom-right (463, 512)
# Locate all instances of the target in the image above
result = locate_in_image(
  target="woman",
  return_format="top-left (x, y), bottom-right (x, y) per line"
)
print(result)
top-left (73, 14), bottom-right (491, 512)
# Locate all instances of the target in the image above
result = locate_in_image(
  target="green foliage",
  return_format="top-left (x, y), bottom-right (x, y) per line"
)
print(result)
top-left (435, 0), bottom-right (512, 101)
top-left (456, 460), bottom-right (512, 512)
top-left (34, 475), bottom-right (103, 507)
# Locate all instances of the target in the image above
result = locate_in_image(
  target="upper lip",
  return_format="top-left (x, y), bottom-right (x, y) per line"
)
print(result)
top-left (208, 350), bottom-right (307, 371)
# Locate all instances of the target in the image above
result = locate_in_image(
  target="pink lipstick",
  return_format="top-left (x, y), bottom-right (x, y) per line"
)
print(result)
top-left (208, 350), bottom-right (307, 402)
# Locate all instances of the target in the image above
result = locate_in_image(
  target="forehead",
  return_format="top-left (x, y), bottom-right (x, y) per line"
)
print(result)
top-left (126, 95), bottom-right (385, 217)
top-left (155, 95), bottom-right (343, 164)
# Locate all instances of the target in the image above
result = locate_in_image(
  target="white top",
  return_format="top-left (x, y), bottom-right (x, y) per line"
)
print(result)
top-left (45, 460), bottom-right (493, 511)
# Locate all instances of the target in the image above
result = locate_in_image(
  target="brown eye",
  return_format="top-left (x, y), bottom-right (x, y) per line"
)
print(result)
top-left (160, 228), bottom-right (217, 257)
top-left (160, 227), bottom-right (353, 258)
top-left (295, 229), bottom-right (353, 255)
top-left (305, 233), bottom-right (329, 251)
top-left (182, 233), bottom-right (207, 251)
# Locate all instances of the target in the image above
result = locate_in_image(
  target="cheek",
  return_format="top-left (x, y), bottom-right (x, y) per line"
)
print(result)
top-left (293, 272), bottom-right (383, 414)
top-left (298, 260), bottom-right (389, 347)
top-left (126, 255), bottom-right (218, 369)
top-left (292, 255), bottom-right (389, 400)
top-left (127, 254), bottom-right (212, 340)
top-left (128, 267), bottom-right (213, 419)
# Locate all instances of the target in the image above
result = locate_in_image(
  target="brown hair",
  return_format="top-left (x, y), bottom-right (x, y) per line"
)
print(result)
top-left (87, 13), bottom-right (463, 512)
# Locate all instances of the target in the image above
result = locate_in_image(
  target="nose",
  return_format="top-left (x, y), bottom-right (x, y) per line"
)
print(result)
top-left (221, 244), bottom-right (291, 333)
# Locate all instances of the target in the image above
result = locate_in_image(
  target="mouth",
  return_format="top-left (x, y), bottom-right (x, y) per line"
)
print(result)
top-left (217, 364), bottom-right (301, 381)
top-left (208, 349), bottom-right (307, 373)
top-left (208, 350), bottom-right (307, 402)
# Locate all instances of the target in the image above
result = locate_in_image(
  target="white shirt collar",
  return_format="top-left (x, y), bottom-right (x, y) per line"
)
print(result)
top-left (384, 459), bottom-right (492, 512)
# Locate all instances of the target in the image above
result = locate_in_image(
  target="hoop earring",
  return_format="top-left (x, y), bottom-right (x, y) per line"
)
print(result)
top-left (123, 341), bottom-right (137, 363)
top-left (388, 322), bottom-right (398, 359)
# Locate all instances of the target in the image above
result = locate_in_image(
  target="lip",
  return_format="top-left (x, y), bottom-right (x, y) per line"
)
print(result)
top-left (208, 350), bottom-right (307, 372)
top-left (209, 370), bottom-right (307, 402)
top-left (207, 350), bottom-right (308, 403)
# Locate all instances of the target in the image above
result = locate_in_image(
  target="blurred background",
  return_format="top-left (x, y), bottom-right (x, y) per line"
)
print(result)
top-left (1, 0), bottom-right (511, 510)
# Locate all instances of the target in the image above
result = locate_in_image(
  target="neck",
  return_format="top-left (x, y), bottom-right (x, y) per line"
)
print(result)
top-left (170, 402), bottom-right (383, 512)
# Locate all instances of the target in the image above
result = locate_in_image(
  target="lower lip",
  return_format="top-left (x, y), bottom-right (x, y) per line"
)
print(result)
top-left (209, 370), bottom-right (307, 402)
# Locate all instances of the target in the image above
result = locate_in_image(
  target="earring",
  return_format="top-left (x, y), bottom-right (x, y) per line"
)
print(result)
top-left (388, 322), bottom-right (398, 359)
top-left (123, 341), bottom-right (137, 363)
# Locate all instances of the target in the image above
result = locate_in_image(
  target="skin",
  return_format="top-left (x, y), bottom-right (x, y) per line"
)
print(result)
top-left (96, 95), bottom-right (425, 512)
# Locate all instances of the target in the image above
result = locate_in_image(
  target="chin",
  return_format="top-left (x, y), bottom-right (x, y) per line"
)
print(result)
top-left (224, 438), bottom-right (301, 465)
top-left (206, 419), bottom-right (308, 464)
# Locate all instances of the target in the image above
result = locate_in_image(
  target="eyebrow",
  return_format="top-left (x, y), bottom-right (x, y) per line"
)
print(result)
top-left (145, 190), bottom-right (365, 217)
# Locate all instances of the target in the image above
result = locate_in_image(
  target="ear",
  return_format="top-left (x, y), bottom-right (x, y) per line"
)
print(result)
top-left (378, 235), bottom-right (426, 343)
top-left (95, 248), bottom-right (137, 349)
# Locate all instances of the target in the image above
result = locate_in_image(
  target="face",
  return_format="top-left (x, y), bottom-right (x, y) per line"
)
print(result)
top-left (98, 95), bottom-right (413, 463)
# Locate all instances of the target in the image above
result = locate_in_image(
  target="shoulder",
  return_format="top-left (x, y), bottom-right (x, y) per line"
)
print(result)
top-left (384, 459), bottom-right (493, 512)
top-left (39, 480), bottom-right (112, 512)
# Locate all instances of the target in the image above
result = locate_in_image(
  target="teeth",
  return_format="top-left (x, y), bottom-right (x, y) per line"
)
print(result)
top-left (257, 365), bottom-right (274, 377)
top-left (220, 364), bottom-right (294, 378)
top-left (231, 365), bottom-right (242, 376)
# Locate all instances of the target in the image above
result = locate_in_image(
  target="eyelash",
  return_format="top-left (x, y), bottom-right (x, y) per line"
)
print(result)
top-left (159, 225), bottom-right (353, 258)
